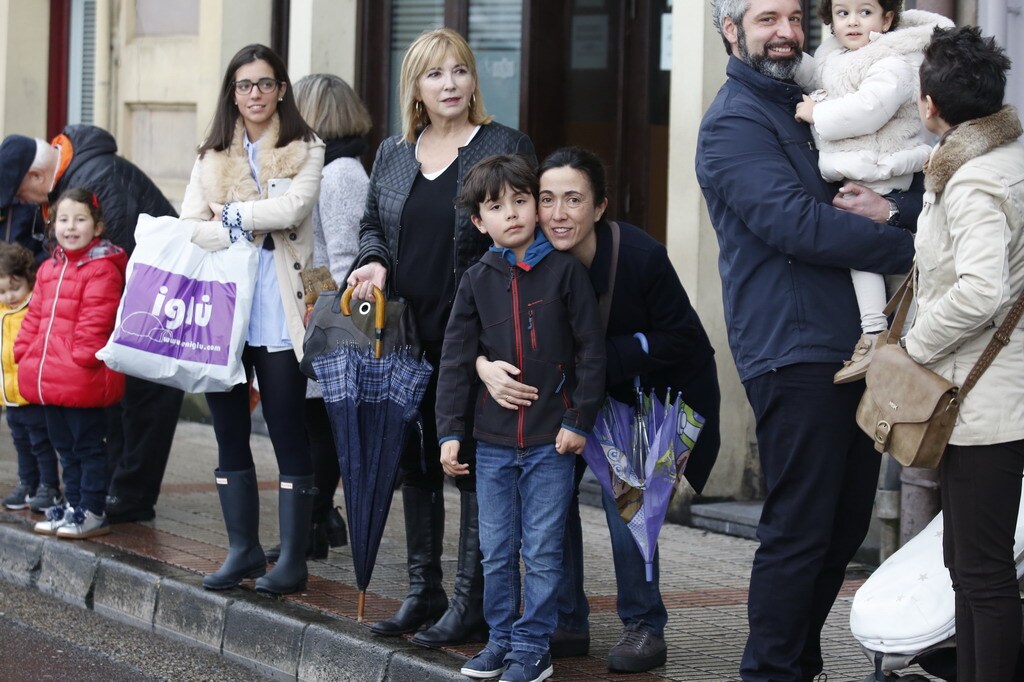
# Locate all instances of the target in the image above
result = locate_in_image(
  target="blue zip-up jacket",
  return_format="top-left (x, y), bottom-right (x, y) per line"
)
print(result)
top-left (436, 230), bottom-right (606, 448)
top-left (696, 57), bottom-right (917, 381)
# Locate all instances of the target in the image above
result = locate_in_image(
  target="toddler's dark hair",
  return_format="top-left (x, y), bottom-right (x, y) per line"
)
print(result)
top-left (457, 155), bottom-right (539, 220)
top-left (52, 187), bottom-right (105, 231)
top-left (0, 242), bottom-right (38, 289)
top-left (920, 25), bottom-right (1010, 126)
top-left (818, 0), bottom-right (902, 30)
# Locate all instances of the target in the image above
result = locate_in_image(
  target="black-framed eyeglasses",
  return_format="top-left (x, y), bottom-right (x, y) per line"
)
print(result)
top-left (233, 78), bottom-right (280, 95)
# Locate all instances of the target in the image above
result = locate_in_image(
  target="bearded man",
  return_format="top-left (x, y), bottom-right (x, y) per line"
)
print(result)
top-left (696, 0), bottom-right (919, 679)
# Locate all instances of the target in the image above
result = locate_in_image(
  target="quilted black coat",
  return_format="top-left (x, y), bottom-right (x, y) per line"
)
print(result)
top-left (48, 125), bottom-right (177, 254)
top-left (355, 122), bottom-right (535, 299)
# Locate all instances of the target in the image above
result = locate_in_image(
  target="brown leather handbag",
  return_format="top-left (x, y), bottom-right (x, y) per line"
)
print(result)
top-left (857, 268), bottom-right (1024, 468)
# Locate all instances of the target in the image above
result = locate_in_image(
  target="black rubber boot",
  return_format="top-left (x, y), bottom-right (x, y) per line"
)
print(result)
top-left (203, 468), bottom-right (266, 590)
top-left (255, 475), bottom-right (317, 595)
top-left (370, 486), bottom-right (448, 636)
top-left (412, 490), bottom-right (487, 647)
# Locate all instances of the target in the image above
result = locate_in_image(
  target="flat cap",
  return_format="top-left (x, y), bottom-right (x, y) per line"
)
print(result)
top-left (0, 135), bottom-right (38, 215)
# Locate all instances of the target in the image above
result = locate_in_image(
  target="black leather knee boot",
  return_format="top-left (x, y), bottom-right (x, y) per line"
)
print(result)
top-left (370, 486), bottom-right (448, 635)
top-left (412, 490), bottom-right (487, 647)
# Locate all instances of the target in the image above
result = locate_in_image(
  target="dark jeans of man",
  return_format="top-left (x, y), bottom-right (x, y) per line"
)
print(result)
top-left (46, 406), bottom-right (108, 516)
top-left (106, 376), bottom-right (184, 511)
top-left (7, 404), bottom-right (59, 489)
top-left (740, 363), bottom-right (880, 682)
top-left (940, 439), bottom-right (1024, 682)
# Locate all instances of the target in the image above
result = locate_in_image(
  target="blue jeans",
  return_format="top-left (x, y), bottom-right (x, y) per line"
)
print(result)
top-left (45, 406), bottom-right (109, 515)
top-left (476, 441), bottom-right (576, 655)
top-left (6, 404), bottom-right (59, 489)
top-left (556, 457), bottom-right (668, 637)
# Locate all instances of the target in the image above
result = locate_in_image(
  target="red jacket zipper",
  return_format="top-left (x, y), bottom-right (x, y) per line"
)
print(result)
top-left (528, 309), bottom-right (537, 350)
top-left (511, 268), bottom-right (525, 447)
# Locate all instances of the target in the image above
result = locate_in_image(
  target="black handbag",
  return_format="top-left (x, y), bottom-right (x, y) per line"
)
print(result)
top-left (300, 286), bottom-right (420, 379)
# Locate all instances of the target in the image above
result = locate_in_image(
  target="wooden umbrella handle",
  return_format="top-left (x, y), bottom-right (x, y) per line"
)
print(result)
top-left (340, 285), bottom-right (387, 358)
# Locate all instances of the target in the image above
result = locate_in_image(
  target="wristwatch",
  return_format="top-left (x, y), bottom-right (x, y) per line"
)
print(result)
top-left (885, 197), bottom-right (901, 226)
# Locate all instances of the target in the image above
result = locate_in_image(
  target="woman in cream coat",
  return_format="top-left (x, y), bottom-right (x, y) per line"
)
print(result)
top-left (904, 28), bottom-right (1024, 682)
top-left (180, 44), bottom-right (324, 597)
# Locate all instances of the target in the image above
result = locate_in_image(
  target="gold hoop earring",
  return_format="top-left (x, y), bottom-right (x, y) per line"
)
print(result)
top-left (415, 100), bottom-right (424, 115)
top-left (470, 93), bottom-right (476, 109)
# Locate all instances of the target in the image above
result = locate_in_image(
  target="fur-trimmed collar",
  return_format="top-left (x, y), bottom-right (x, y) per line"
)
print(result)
top-left (925, 106), bottom-right (1024, 193)
top-left (199, 114), bottom-right (309, 203)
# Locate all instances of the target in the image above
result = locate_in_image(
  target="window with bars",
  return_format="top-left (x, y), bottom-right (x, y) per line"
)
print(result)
top-left (67, 0), bottom-right (95, 126)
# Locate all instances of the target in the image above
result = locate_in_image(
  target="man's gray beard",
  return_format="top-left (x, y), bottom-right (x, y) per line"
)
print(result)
top-left (736, 23), bottom-right (801, 81)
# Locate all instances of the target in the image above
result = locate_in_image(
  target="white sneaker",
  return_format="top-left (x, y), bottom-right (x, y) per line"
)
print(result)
top-left (34, 503), bottom-right (73, 536)
top-left (56, 509), bottom-right (110, 539)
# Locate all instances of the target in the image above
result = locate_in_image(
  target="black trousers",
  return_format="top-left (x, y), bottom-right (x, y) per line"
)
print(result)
top-left (106, 375), bottom-right (185, 508)
top-left (205, 345), bottom-right (311, 477)
top-left (401, 339), bottom-right (476, 493)
top-left (940, 439), bottom-right (1024, 682)
top-left (305, 397), bottom-right (341, 522)
top-left (740, 364), bottom-right (880, 682)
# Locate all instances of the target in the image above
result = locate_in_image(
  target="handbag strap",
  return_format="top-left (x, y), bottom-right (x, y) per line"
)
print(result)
top-left (958, 283), bottom-right (1024, 401)
top-left (599, 220), bottom-right (621, 334)
top-left (884, 268), bottom-right (916, 340)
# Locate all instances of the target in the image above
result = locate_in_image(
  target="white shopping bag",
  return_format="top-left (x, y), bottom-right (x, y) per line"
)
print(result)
top-left (97, 214), bottom-right (258, 393)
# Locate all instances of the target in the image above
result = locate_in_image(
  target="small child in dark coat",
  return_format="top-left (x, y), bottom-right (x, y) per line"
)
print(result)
top-left (435, 154), bottom-right (605, 682)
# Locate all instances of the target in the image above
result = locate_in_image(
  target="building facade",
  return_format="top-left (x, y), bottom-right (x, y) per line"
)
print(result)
top-left (2, 0), bottom-right (1020, 500)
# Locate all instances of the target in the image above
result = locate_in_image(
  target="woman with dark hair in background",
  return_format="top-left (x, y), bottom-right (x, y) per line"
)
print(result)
top-left (180, 43), bottom-right (323, 596)
top-left (347, 28), bottom-right (535, 646)
top-left (478, 147), bottom-right (721, 674)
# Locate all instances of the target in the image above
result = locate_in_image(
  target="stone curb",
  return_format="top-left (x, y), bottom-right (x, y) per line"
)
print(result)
top-left (0, 522), bottom-right (465, 681)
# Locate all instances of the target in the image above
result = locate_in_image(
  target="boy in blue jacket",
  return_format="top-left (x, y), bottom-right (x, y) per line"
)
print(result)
top-left (436, 154), bottom-right (605, 682)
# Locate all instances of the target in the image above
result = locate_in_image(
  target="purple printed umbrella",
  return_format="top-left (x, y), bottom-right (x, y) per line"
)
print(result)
top-left (582, 387), bottom-right (705, 581)
top-left (312, 344), bottom-right (432, 621)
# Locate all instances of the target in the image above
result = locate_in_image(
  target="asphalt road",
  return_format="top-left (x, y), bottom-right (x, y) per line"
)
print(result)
top-left (0, 580), bottom-right (265, 681)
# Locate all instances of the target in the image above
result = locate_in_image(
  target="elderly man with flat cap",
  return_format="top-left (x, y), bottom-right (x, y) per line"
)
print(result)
top-left (0, 126), bottom-right (183, 524)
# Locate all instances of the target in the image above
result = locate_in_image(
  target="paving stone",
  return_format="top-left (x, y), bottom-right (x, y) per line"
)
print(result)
top-left (92, 559), bottom-right (159, 630)
top-left (0, 523), bottom-right (42, 586)
top-left (36, 538), bottom-right (99, 607)
top-left (222, 599), bottom-right (307, 681)
top-left (154, 577), bottom-right (230, 654)
top-left (297, 621), bottom-right (393, 682)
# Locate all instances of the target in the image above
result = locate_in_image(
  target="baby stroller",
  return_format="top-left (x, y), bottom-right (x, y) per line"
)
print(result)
top-left (849, 488), bottom-right (1024, 681)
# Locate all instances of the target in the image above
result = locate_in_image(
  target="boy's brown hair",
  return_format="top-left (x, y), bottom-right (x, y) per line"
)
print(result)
top-left (456, 154), bottom-right (539, 220)
top-left (0, 242), bottom-right (38, 288)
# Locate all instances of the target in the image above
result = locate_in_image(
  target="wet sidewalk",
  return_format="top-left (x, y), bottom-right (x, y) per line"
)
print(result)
top-left (0, 420), bottom-right (933, 681)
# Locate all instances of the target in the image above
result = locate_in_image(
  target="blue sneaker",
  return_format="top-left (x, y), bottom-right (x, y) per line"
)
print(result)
top-left (499, 652), bottom-right (552, 682)
top-left (461, 642), bottom-right (510, 679)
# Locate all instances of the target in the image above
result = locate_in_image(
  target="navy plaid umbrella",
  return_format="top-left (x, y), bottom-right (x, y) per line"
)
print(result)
top-left (313, 344), bottom-right (432, 621)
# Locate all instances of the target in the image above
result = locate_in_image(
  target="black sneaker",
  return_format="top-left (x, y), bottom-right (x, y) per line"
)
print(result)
top-left (28, 483), bottom-right (63, 513)
top-left (607, 623), bottom-right (667, 673)
top-left (2, 481), bottom-right (33, 510)
top-left (105, 495), bottom-right (155, 523)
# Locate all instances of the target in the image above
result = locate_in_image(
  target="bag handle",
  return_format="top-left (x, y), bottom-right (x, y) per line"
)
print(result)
top-left (599, 220), bottom-right (621, 334)
top-left (958, 282), bottom-right (1024, 401)
top-left (883, 267), bottom-right (916, 341)
top-left (341, 285), bottom-right (387, 358)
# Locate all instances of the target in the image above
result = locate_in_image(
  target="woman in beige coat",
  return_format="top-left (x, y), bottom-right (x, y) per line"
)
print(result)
top-left (904, 27), bottom-right (1024, 682)
top-left (180, 44), bottom-right (324, 596)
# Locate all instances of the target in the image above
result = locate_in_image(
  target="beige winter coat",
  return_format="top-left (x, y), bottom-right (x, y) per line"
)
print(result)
top-left (905, 106), bottom-right (1024, 446)
top-left (180, 115), bottom-right (325, 360)
top-left (805, 10), bottom-right (953, 192)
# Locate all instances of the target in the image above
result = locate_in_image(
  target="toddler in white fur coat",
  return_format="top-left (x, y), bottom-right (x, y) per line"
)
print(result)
top-left (795, 4), bottom-right (953, 384)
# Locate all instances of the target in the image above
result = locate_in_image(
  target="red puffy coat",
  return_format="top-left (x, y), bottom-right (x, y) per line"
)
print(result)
top-left (15, 238), bottom-right (127, 407)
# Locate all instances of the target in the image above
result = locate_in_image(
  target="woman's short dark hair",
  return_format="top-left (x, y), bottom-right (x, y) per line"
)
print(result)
top-left (0, 241), bottom-right (38, 288)
top-left (457, 154), bottom-right (538, 219)
top-left (538, 147), bottom-right (608, 204)
top-left (199, 44), bottom-right (314, 156)
top-left (817, 0), bottom-right (901, 29)
top-left (920, 26), bottom-right (1010, 126)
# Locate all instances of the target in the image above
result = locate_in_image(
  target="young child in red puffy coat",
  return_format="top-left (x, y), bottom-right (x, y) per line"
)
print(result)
top-left (15, 188), bottom-right (127, 539)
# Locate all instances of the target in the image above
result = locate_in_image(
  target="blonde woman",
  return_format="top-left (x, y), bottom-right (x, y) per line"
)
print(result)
top-left (347, 28), bottom-right (534, 646)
